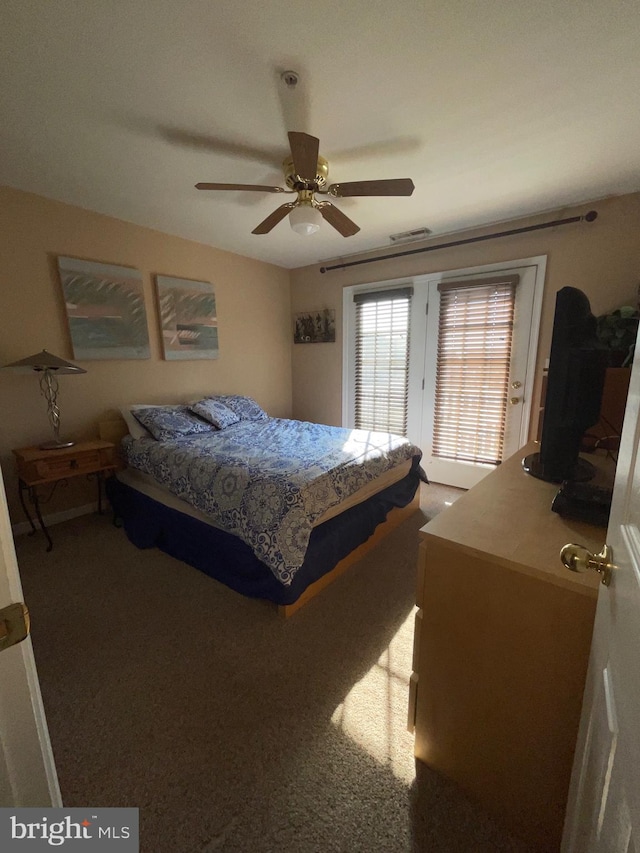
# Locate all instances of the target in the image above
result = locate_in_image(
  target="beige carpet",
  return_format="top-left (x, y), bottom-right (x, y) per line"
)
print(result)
top-left (15, 483), bottom-right (536, 853)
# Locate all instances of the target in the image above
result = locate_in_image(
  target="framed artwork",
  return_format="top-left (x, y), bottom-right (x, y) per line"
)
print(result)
top-left (294, 309), bottom-right (336, 344)
top-left (57, 256), bottom-right (150, 359)
top-left (154, 275), bottom-right (219, 360)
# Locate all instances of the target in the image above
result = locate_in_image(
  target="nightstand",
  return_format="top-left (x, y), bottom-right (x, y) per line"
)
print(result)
top-left (13, 440), bottom-right (117, 551)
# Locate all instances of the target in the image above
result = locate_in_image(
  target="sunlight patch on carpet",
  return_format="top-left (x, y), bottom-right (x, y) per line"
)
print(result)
top-left (331, 608), bottom-right (416, 785)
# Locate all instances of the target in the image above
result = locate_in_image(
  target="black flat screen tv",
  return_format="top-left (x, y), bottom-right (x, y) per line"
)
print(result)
top-left (523, 287), bottom-right (607, 483)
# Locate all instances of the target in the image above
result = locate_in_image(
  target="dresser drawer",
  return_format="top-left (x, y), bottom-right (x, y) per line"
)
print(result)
top-left (412, 608), bottom-right (423, 672)
top-left (14, 441), bottom-right (116, 487)
top-left (407, 672), bottom-right (419, 733)
top-left (416, 540), bottom-right (428, 609)
top-left (34, 451), bottom-right (103, 480)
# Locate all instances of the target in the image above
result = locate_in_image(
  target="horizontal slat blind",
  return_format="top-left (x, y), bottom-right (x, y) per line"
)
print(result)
top-left (433, 278), bottom-right (516, 466)
top-left (355, 288), bottom-right (412, 435)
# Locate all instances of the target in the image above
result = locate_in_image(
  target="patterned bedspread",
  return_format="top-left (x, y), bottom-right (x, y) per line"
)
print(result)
top-left (122, 418), bottom-right (422, 586)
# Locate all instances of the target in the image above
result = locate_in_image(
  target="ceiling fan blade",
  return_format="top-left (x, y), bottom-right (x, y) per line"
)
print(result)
top-left (195, 182), bottom-right (286, 193)
top-left (162, 126), bottom-right (282, 167)
top-left (288, 132), bottom-right (320, 181)
top-left (252, 203), bottom-right (297, 235)
top-left (317, 203), bottom-right (360, 237)
top-left (327, 178), bottom-right (415, 197)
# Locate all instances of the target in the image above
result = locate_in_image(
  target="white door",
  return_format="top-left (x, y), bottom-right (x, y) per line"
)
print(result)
top-left (420, 261), bottom-right (543, 489)
top-left (561, 343), bottom-right (640, 851)
top-left (0, 462), bottom-right (61, 806)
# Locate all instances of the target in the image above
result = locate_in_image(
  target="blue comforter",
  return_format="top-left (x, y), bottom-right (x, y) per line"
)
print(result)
top-left (122, 418), bottom-right (422, 586)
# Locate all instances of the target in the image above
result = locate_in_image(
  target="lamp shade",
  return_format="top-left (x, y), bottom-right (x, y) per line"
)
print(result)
top-left (3, 350), bottom-right (86, 375)
top-left (289, 205), bottom-right (322, 236)
top-left (3, 350), bottom-right (86, 449)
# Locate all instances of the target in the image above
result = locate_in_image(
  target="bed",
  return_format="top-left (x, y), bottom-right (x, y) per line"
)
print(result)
top-left (105, 396), bottom-right (425, 614)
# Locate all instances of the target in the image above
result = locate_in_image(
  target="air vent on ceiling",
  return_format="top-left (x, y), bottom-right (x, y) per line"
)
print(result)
top-left (389, 227), bottom-right (432, 244)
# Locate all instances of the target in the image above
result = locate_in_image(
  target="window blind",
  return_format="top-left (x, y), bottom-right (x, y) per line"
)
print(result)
top-left (354, 287), bottom-right (412, 435)
top-left (433, 276), bottom-right (518, 466)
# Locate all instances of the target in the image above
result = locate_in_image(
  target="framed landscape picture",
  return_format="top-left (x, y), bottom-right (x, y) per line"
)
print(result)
top-left (57, 256), bottom-right (150, 359)
top-left (154, 275), bottom-right (219, 360)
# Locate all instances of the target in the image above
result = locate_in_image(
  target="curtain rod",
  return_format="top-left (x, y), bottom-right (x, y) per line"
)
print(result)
top-left (319, 210), bottom-right (598, 274)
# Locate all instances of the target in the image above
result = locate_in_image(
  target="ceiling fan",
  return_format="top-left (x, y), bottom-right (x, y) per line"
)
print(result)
top-left (195, 131), bottom-right (415, 237)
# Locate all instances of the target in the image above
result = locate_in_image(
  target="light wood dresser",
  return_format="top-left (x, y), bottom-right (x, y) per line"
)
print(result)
top-left (409, 441), bottom-right (612, 851)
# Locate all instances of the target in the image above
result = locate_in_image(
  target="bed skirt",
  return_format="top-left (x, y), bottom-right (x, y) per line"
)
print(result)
top-left (106, 460), bottom-right (422, 605)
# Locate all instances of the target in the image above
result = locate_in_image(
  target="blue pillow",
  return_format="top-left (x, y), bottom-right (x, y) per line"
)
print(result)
top-left (190, 398), bottom-right (240, 429)
top-left (132, 406), bottom-right (214, 441)
top-left (216, 395), bottom-right (268, 421)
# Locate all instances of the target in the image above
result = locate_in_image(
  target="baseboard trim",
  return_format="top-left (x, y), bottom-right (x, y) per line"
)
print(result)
top-left (12, 502), bottom-right (98, 537)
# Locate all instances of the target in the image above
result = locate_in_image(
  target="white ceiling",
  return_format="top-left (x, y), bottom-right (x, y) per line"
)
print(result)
top-left (1, 0), bottom-right (639, 270)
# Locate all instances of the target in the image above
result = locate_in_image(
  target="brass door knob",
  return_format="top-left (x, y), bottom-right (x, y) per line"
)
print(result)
top-left (0, 602), bottom-right (30, 653)
top-left (560, 543), bottom-right (616, 586)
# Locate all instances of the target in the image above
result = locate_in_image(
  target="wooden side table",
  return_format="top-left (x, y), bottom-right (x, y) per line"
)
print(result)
top-left (13, 440), bottom-right (117, 551)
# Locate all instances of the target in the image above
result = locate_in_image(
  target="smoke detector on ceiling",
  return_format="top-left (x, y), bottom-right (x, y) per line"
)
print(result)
top-left (281, 70), bottom-right (299, 88)
top-left (389, 227), bottom-right (432, 244)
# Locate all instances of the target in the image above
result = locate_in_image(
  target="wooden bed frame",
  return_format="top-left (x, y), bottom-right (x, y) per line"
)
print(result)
top-left (277, 491), bottom-right (419, 617)
top-left (99, 418), bottom-right (421, 617)
top-left (99, 417), bottom-right (130, 446)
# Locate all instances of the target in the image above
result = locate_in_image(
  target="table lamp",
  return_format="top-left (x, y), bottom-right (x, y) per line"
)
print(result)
top-left (4, 349), bottom-right (86, 449)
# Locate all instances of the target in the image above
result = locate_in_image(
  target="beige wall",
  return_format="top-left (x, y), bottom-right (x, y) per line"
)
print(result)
top-left (3, 186), bottom-right (639, 523)
top-left (0, 186), bottom-right (292, 521)
top-left (291, 192), bottom-right (640, 430)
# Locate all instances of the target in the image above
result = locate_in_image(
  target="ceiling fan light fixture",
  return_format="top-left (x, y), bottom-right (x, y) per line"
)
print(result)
top-left (289, 204), bottom-right (322, 236)
top-left (195, 130), bottom-right (414, 238)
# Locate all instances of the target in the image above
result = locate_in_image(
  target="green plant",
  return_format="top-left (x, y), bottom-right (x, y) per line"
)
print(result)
top-left (596, 306), bottom-right (639, 367)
